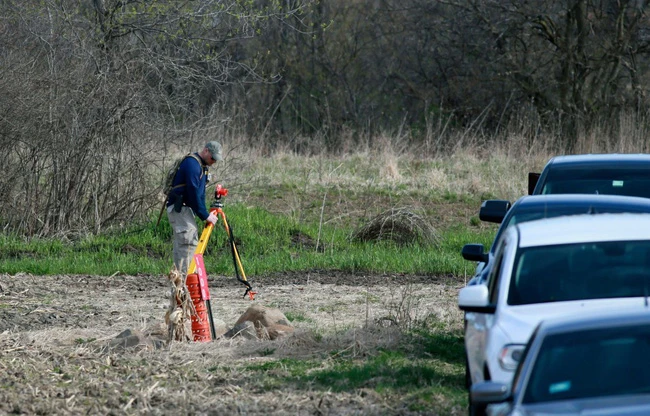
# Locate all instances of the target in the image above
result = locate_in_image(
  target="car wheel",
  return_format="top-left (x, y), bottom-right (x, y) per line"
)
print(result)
top-left (468, 396), bottom-right (487, 416)
top-left (466, 362), bottom-right (488, 416)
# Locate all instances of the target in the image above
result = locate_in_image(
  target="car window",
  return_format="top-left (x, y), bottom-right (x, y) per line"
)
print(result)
top-left (487, 239), bottom-right (507, 304)
top-left (495, 206), bottom-right (650, 254)
top-left (491, 212), bottom-right (543, 252)
top-left (508, 240), bottom-right (650, 305)
top-left (540, 167), bottom-right (650, 197)
top-left (523, 324), bottom-right (650, 404)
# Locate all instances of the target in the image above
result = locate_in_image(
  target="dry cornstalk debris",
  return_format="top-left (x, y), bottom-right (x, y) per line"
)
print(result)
top-left (165, 268), bottom-right (195, 342)
top-left (0, 273), bottom-right (465, 415)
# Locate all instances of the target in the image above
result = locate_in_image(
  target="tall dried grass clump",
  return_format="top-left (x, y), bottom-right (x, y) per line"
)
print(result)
top-left (351, 207), bottom-right (440, 246)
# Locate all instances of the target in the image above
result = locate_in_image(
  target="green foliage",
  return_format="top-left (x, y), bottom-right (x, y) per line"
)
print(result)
top-left (284, 311), bottom-right (312, 323)
top-left (0, 201), bottom-right (494, 276)
top-left (246, 358), bottom-right (321, 377)
top-left (311, 350), bottom-right (461, 393)
top-left (244, 328), bottom-right (467, 412)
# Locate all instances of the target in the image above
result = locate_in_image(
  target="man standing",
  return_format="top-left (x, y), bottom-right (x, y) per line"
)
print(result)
top-left (167, 141), bottom-right (223, 275)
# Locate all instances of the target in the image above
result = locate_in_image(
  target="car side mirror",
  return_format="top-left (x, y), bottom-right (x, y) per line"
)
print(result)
top-left (479, 200), bottom-right (511, 223)
top-left (462, 244), bottom-right (489, 263)
top-left (528, 172), bottom-right (541, 195)
top-left (458, 285), bottom-right (496, 313)
top-left (470, 381), bottom-right (512, 404)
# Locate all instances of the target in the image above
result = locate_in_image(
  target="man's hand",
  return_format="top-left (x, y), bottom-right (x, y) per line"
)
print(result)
top-left (206, 212), bottom-right (218, 225)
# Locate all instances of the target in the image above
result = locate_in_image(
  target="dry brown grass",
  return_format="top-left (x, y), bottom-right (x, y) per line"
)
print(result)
top-left (218, 124), bottom-right (650, 217)
top-left (351, 207), bottom-right (440, 246)
top-left (223, 137), bottom-right (553, 212)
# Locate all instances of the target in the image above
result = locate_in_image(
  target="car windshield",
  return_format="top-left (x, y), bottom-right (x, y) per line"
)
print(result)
top-left (494, 211), bottom-right (587, 252)
top-left (523, 324), bottom-right (650, 404)
top-left (491, 205), bottom-right (650, 255)
top-left (508, 240), bottom-right (650, 305)
top-left (540, 166), bottom-right (650, 197)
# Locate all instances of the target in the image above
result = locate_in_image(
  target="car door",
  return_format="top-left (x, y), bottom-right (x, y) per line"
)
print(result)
top-left (466, 236), bottom-right (509, 384)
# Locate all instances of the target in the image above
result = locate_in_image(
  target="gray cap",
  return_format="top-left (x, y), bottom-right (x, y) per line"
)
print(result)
top-left (205, 141), bottom-right (223, 161)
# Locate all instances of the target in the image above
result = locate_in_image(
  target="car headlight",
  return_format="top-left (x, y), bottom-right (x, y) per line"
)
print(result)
top-left (499, 344), bottom-right (526, 371)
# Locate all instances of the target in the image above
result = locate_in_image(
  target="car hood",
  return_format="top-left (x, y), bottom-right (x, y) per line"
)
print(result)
top-left (497, 298), bottom-right (649, 344)
top-left (518, 393), bottom-right (650, 415)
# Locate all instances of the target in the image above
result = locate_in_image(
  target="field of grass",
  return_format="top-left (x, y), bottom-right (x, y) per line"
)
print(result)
top-left (0, 147), bottom-right (552, 415)
top-left (0, 149), bottom-right (543, 277)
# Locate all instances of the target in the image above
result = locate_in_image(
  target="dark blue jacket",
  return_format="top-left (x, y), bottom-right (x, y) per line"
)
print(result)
top-left (166, 153), bottom-right (210, 220)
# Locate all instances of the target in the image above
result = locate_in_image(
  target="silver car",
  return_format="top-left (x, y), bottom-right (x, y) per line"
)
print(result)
top-left (459, 213), bottom-right (650, 414)
top-left (472, 310), bottom-right (650, 415)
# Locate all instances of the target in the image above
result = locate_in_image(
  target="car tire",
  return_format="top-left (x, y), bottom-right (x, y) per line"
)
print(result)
top-left (466, 361), bottom-right (488, 416)
top-left (468, 398), bottom-right (487, 416)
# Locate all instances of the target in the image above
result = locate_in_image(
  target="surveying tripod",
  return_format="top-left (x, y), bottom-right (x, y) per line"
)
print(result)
top-left (187, 184), bottom-right (256, 300)
top-left (184, 184), bottom-right (256, 341)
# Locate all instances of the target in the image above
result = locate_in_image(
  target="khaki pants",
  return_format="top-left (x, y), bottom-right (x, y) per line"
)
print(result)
top-left (167, 205), bottom-right (198, 276)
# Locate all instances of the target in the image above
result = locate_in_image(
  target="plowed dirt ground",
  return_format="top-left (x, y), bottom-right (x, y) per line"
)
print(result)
top-left (0, 271), bottom-right (465, 415)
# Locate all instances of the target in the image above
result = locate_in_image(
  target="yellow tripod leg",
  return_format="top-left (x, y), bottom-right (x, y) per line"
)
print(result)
top-left (187, 210), bottom-right (217, 275)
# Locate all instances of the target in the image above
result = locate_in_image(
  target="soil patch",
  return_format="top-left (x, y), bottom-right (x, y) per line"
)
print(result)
top-left (0, 272), bottom-right (465, 415)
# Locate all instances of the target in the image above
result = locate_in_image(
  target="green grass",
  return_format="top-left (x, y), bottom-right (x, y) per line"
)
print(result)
top-left (0, 202), bottom-right (495, 277)
top-left (244, 327), bottom-right (467, 413)
top-left (284, 311), bottom-right (313, 323)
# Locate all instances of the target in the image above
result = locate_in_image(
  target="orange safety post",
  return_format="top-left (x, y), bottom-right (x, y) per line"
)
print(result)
top-left (185, 273), bottom-right (211, 342)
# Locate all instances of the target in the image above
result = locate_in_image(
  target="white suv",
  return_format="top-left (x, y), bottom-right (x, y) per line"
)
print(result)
top-left (459, 213), bottom-right (650, 414)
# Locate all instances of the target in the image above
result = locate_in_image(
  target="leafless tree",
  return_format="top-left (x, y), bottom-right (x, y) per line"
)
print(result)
top-left (0, 0), bottom-right (312, 236)
top-left (437, 0), bottom-right (650, 147)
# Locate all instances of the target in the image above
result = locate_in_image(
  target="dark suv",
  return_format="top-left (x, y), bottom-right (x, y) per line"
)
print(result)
top-left (465, 154), bottom-right (650, 286)
top-left (528, 153), bottom-right (650, 196)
